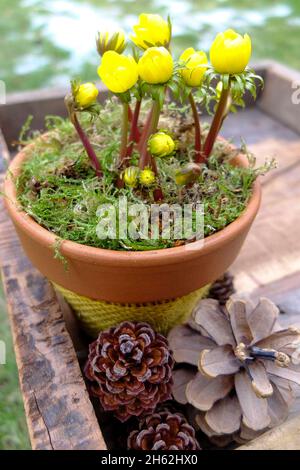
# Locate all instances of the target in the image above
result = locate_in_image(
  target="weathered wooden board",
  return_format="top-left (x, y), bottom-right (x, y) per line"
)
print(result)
top-left (222, 99), bottom-right (300, 450)
top-left (0, 84), bottom-right (108, 151)
top-left (221, 108), bottom-right (300, 298)
top-left (0, 132), bottom-right (106, 450)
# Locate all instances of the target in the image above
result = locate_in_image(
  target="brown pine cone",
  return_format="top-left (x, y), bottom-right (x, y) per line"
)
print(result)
top-left (84, 322), bottom-right (174, 422)
top-left (128, 411), bottom-right (200, 450)
top-left (208, 272), bottom-right (235, 305)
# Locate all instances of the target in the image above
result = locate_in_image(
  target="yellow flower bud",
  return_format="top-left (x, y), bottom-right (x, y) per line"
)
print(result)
top-left (123, 166), bottom-right (140, 188)
top-left (180, 48), bottom-right (208, 87)
top-left (138, 47), bottom-right (173, 84)
top-left (175, 163), bottom-right (201, 186)
top-left (139, 168), bottom-right (156, 187)
top-left (210, 29), bottom-right (252, 75)
top-left (98, 51), bottom-right (139, 94)
top-left (73, 82), bottom-right (99, 109)
top-left (96, 30), bottom-right (126, 56)
top-left (130, 13), bottom-right (171, 50)
top-left (148, 131), bottom-right (175, 158)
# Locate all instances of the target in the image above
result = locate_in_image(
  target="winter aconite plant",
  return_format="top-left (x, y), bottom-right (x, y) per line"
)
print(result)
top-left (17, 13), bottom-right (273, 251)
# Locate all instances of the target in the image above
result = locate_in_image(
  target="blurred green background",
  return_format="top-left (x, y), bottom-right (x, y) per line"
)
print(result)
top-left (1, 0), bottom-right (300, 93)
top-left (1, 0), bottom-right (300, 450)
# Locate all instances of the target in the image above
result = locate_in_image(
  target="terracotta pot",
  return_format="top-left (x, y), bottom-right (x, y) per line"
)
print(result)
top-left (4, 144), bottom-right (261, 303)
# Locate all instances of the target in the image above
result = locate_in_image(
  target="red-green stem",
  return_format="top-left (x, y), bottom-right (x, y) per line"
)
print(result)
top-left (138, 107), bottom-right (153, 153)
top-left (139, 100), bottom-right (164, 201)
top-left (119, 102), bottom-right (129, 168)
top-left (139, 100), bottom-right (161, 170)
top-left (188, 92), bottom-right (205, 164)
top-left (203, 81), bottom-right (231, 159)
top-left (151, 157), bottom-right (164, 201)
top-left (126, 100), bottom-right (141, 161)
top-left (128, 105), bottom-right (133, 122)
top-left (72, 113), bottom-right (102, 178)
top-left (116, 102), bottom-right (130, 188)
top-left (132, 100), bottom-right (142, 143)
top-left (65, 95), bottom-right (102, 178)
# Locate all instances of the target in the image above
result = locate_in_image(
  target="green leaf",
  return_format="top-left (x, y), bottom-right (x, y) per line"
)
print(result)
top-left (222, 74), bottom-right (230, 90)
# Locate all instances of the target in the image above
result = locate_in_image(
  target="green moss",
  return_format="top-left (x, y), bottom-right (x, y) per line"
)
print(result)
top-left (15, 100), bottom-right (274, 252)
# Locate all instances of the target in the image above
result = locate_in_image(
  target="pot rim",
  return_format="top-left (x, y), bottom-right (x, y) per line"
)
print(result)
top-left (4, 143), bottom-right (261, 268)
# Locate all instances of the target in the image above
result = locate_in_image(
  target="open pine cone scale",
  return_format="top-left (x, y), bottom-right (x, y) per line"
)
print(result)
top-left (128, 411), bottom-right (200, 450)
top-left (85, 321), bottom-right (174, 422)
top-left (168, 297), bottom-right (300, 441)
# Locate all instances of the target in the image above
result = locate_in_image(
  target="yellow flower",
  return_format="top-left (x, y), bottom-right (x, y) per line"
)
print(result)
top-left (123, 166), bottom-right (140, 188)
top-left (148, 131), bottom-right (175, 157)
top-left (98, 51), bottom-right (138, 94)
top-left (96, 30), bottom-right (126, 56)
top-left (74, 82), bottom-right (99, 109)
top-left (138, 47), bottom-right (173, 84)
top-left (139, 168), bottom-right (156, 186)
top-left (130, 13), bottom-right (171, 50)
top-left (180, 48), bottom-right (208, 87)
top-left (210, 29), bottom-right (252, 74)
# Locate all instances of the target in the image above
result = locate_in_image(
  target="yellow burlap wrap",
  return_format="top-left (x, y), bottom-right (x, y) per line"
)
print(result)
top-left (54, 283), bottom-right (210, 337)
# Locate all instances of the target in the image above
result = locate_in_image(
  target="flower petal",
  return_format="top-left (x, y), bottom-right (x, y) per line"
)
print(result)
top-left (269, 374), bottom-right (294, 406)
top-left (168, 325), bottom-right (215, 366)
top-left (210, 434), bottom-right (235, 448)
top-left (195, 412), bottom-right (217, 437)
top-left (235, 371), bottom-right (270, 431)
top-left (246, 361), bottom-right (273, 398)
top-left (239, 423), bottom-right (264, 441)
top-left (226, 298), bottom-right (253, 345)
top-left (248, 298), bottom-right (279, 344)
top-left (198, 345), bottom-right (240, 378)
top-left (172, 368), bottom-right (195, 404)
top-left (205, 395), bottom-right (242, 434)
top-left (267, 383), bottom-right (289, 427)
top-left (192, 299), bottom-right (235, 346)
top-left (263, 360), bottom-right (300, 385)
top-left (186, 372), bottom-right (233, 411)
top-left (255, 327), bottom-right (300, 353)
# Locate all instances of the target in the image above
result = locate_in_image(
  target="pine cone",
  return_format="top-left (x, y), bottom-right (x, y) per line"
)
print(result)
top-left (128, 411), bottom-right (200, 450)
top-left (84, 322), bottom-right (174, 422)
top-left (168, 298), bottom-right (300, 444)
top-left (208, 272), bottom-right (235, 306)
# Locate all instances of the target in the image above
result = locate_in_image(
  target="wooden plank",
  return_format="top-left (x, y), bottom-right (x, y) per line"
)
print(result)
top-left (0, 83), bottom-right (108, 150)
top-left (220, 108), bottom-right (300, 296)
top-left (258, 61), bottom-right (300, 135)
top-left (0, 131), bottom-right (106, 450)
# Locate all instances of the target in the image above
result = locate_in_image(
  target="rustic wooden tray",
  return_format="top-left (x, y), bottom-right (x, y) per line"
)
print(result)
top-left (1, 61), bottom-right (300, 450)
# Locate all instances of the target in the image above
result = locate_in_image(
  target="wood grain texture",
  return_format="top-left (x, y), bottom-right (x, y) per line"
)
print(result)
top-left (221, 106), bottom-right (300, 450)
top-left (221, 107), bottom-right (300, 297)
top-left (258, 61), bottom-right (300, 135)
top-left (238, 415), bottom-right (300, 450)
top-left (0, 132), bottom-right (106, 450)
top-left (0, 83), bottom-right (108, 150)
